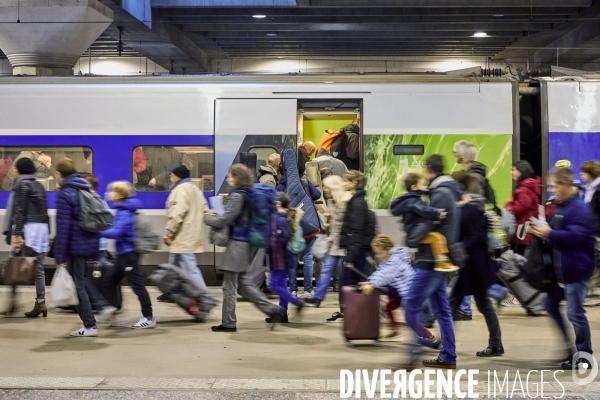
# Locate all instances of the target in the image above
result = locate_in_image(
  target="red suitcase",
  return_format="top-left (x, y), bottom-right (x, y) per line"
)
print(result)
top-left (342, 286), bottom-right (382, 347)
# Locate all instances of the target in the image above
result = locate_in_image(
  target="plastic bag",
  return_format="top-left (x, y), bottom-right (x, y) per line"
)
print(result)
top-left (312, 234), bottom-right (331, 261)
top-left (49, 268), bottom-right (79, 308)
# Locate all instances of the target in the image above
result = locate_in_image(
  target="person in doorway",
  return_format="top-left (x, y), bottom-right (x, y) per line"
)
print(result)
top-left (1, 158), bottom-right (50, 317)
top-left (101, 182), bottom-right (156, 329)
top-left (403, 154), bottom-right (461, 369)
top-left (258, 153), bottom-right (281, 188)
top-left (331, 118), bottom-right (360, 171)
top-left (297, 141), bottom-right (316, 176)
top-left (205, 164), bottom-right (285, 332)
top-left (530, 167), bottom-right (596, 370)
top-left (53, 158), bottom-right (100, 337)
top-left (453, 140), bottom-right (496, 205)
top-left (311, 148), bottom-right (348, 178)
top-left (450, 171), bottom-right (504, 357)
top-left (162, 165), bottom-right (209, 296)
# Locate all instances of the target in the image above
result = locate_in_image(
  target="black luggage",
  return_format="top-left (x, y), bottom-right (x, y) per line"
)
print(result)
top-left (150, 264), bottom-right (217, 321)
top-left (497, 250), bottom-right (546, 315)
top-left (521, 237), bottom-right (557, 292)
top-left (85, 258), bottom-right (122, 311)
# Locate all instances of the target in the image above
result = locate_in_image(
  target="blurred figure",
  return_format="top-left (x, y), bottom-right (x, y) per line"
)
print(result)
top-left (146, 146), bottom-right (182, 191)
top-left (453, 140), bottom-right (496, 205)
top-left (2, 151), bottom-right (52, 191)
top-left (1, 158), bottom-right (50, 317)
top-left (258, 153), bottom-right (280, 188)
top-left (312, 148), bottom-right (348, 178)
top-left (297, 141), bottom-right (316, 176)
top-left (331, 118), bottom-right (360, 171)
top-left (580, 161), bottom-right (600, 291)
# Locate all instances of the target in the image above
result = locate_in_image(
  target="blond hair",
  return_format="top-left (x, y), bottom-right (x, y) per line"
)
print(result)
top-left (109, 181), bottom-right (133, 200)
top-left (371, 235), bottom-right (394, 251)
top-left (322, 175), bottom-right (347, 204)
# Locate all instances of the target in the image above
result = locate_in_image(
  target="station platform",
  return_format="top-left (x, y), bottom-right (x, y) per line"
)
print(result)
top-left (0, 286), bottom-right (599, 399)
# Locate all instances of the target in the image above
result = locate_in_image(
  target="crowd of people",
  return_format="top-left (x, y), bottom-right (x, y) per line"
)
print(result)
top-left (2, 130), bottom-right (599, 371)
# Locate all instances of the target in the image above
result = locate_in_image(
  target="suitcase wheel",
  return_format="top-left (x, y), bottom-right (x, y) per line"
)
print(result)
top-left (345, 341), bottom-right (355, 348)
top-left (374, 340), bottom-right (383, 347)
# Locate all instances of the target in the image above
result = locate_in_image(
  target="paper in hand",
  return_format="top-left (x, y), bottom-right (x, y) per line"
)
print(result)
top-left (209, 196), bottom-right (225, 216)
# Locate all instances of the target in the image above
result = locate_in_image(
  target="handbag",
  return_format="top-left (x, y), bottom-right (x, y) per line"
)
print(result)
top-left (1, 249), bottom-right (37, 285)
top-left (209, 225), bottom-right (230, 247)
top-left (312, 234), bottom-right (332, 261)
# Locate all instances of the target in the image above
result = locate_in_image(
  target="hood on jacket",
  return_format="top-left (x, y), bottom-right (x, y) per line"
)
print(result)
top-left (259, 165), bottom-right (277, 175)
top-left (391, 191), bottom-right (424, 215)
top-left (60, 174), bottom-right (91, 191)
top-left (468, 161), bottom-right (487, 177)
top-left (343, 123), bottom-right (359, 135)
top-left (116, 197), bottom-right (143, 211)
top-left (316, 148), bottom-right (331, 157)
top-left (429, 175), bottom-right (463, 201)
top-left (518, 176), bottom-right (542, 197)
top-left (291, 207), bottom-right (304, 230)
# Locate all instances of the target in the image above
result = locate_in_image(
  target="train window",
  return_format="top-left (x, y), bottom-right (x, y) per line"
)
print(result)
top-left (133, 146), bottom-right (214, 192)
top-left (248, 146), bottom-right (279, 178)
top-left (0, 146), bottom-right (92, 192)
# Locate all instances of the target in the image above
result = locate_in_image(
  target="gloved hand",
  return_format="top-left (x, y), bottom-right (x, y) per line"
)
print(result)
top-left (4, 234), bottom-right (10, 246)
top-left (359, 281), bottom-right (374, 295)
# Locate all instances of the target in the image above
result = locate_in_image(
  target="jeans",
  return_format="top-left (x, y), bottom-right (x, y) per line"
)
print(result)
top-left (458, 297), bottom-right (472, 315)
top-left (403, 268), bottom-right (457, 364)
top-left (67, 256), bottom-right (96, 329)
top-left (338, 249), bottom-right (368, 311)
top-left (545, 280), bottom-right (593, 355)
top-left (313, 255), bottom-right (344, 301)
top-left (34, 253), bottom-right (45, 301)
top-left (270, 269), bottom-right (301, 311)
top-left (458, 284), bottom-right (508, 315)
top-left (221, 271), bottom-right (280, 328)
top-left (288, 237), bottom-right (315, 293)
top-left (106, 252), bottom-right (153, 318)
top-left (451, 292), bottom-right (502, 348)
top-left (169, 253), bottom-right (206, 290)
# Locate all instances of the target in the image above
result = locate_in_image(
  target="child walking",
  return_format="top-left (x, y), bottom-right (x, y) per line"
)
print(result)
top-left (391, 173), bottom-right (458, 272)
top-left (360, 235), bottom-right (436, 341)
top-left (266, 192), bottom-right (305, 323)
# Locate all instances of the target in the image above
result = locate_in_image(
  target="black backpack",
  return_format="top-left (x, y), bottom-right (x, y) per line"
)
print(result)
top-left (78, 190), bottom-right (113, 233)
top-left (520, 236), bottom-right (557, 292)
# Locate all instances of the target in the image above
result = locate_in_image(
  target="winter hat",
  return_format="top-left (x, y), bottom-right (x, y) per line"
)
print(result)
top-left (16, 157), bottom-right (36, 175)
top-left (171, 165), bottom-right (190, 179)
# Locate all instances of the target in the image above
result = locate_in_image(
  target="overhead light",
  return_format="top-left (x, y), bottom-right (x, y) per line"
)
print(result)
top-left (266, 32), bottom-right (277, 36)
top-left (492, 14), bottom-right (504, 17)
top-left (473, 32), bottom-right (487, 37)
top-left (98, 57), bottom-right (107, 60)
top-left (252, 15), bottom-right (266, 18)
top-left (277, 56), bottom-right (284, 59)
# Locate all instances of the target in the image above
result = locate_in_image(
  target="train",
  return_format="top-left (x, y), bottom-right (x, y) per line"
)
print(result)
top-left (0, 73), bottom-right (598, 284)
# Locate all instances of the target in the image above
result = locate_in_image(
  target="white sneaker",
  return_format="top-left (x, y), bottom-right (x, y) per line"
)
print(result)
top-left (111, 313), bottom-right (130, 328)
top-left (69, 325), bottom-right (98, 337)
top-left (132, 317), bottom-right (157, 329)
top-left (291, 291), bottom-right (298, 298)
top-left (302, 292), bottom-right (313, 299)
top-left (500, 297), bottom-right (520, 307)
top-left (98, 306), bottom-right (117, 325)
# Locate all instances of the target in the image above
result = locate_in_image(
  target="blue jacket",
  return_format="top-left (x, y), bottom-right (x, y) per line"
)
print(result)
top-left (100, 197), bottom-right (143, 255)
top-left (268, 211), bottom-right (291, 271)
top-left (390, 191), bottom-right (442, 233)
top-left (549, 194), bottom-right (596, 284)
top-left (368, 247), bottom-right (414, 297)
top-left (54, 174), bottom-right (100, 264)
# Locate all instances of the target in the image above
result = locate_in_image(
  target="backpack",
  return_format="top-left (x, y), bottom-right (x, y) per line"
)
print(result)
top-left (318, 129), bottom-right (343, 154)
top-left (286, 225), bottom-right (306, 254)
top-left (520, 236), bottom-right (557, 292)
top-left (134, 213), bottom-right (160, 254)
top-left (78, 190), bottom-right (113, 233)
top-left (485, 205), bottom-right (508, 251)
top-left (247, 183), bottom-right (278, 248)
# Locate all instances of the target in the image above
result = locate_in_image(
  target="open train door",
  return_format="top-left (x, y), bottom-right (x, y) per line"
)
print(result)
top-left (214, 98), bottom-right (297, 194)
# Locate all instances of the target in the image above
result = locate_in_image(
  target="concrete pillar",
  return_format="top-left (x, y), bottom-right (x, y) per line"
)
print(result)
top-left (0, 0), bottom-right (113, 76)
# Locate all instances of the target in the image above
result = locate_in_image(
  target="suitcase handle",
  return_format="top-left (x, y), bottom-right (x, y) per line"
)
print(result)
top-left (344, 265), bottom-right (389, 295)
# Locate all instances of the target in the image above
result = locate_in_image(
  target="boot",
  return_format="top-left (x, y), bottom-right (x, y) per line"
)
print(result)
top-left (24, 300), bottom-right (47, 318)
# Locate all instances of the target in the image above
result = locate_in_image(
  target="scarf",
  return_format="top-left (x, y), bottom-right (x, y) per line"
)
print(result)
top-left (584, 177), bottom-right (600, 204)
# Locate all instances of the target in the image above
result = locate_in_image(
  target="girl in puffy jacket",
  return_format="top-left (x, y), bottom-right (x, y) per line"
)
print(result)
top-left (101, 181), bottom-right (155, 329)
top-left (266, 192), bottom-right (305, 323)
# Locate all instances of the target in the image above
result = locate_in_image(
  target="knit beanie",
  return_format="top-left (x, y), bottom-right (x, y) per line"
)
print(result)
top-left (171, 165), bottom-right (190, 179)
top-left (16, 157), bottom-right (36, 175)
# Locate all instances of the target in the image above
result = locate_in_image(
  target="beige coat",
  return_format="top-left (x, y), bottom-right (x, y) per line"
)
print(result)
top-left (165, 180), bottom-right (208, 254)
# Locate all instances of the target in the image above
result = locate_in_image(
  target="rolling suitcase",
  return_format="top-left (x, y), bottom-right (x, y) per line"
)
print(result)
top-left (497, 250), bottom-right (546, 315)
top-left (342, 267), bottom-right (384, 347)
top-left (150, 264), bottom-right (217, 322)
top-left (85, 258), bottom-right (122, 311)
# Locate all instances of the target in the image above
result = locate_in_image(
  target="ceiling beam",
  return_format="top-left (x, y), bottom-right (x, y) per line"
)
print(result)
top-left (205, 30), bottom-right (525, 38)
top-left (306, 0), bottom-right (591, 7)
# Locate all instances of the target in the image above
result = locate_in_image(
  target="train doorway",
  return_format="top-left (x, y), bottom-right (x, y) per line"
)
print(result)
top-left (297, 99), bottom-right (363, 171)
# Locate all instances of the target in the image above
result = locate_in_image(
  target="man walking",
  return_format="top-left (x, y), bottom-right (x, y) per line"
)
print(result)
top-left (403, 154), bottom-right (462, 369)
top-left (530, 167), bottom-right (596, 369)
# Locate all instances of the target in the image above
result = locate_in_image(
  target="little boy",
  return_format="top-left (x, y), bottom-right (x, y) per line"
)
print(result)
top-left (391, 173), bottom-right (458, 272)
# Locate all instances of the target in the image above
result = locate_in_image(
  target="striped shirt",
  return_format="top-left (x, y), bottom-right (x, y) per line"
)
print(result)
top-left (368, 246), bottom-right (414, 297)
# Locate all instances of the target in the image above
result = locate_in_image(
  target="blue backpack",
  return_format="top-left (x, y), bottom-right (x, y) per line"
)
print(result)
top-left (247, 183), bottom-right (277, 248)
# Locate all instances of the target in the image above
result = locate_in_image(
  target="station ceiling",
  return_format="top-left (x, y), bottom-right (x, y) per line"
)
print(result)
top-left (5, 0), bottom-right (599, 74)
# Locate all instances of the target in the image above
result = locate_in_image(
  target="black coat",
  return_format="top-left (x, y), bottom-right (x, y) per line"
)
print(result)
top-left (339, 190), bottom-right (370, 264)
top-left (453, 196), bottom-right (498, 298)
top-left (590, 189), bottom-right (600, 237)
top-left (297, 146), bottom-right (310, 176)
top-left (12, 175), bottom-right (50, 237)
top-left (332, 123), bottom-right (360, 171)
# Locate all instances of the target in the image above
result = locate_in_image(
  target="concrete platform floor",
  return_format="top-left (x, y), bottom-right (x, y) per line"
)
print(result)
top-left (0, 287), bottom-right (599, 398)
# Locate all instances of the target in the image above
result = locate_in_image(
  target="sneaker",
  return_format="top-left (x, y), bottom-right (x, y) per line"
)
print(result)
top-left (326, 312), bottom-right (344, 322)
top-left (132, 317), bottom-right (157, 329)
top-left (418, 335), bottom-right (441, 349)
top-left (332, 285), bottom-right (340, 293)
top-left (434, 259), bottom-right (459, 272)
top-left (304, 296), bottom-right (321, 308)
top-left (291, 291), bottom-right (298, 298)
top-left (561, 358), bottom-right (594, 370)
top-left (111, 313), bottom-right (129, 328)
top-left (268, 312), bottom-right (285, 331)
top-left (422, 357), bottom-right (456, 369)
top-left (69, 325), bottom-right (98, 337)
top-left (302, 292), bottom-right (313, 299)
top-left (476, 346), bottom-right (505, 357)
top-left (295, 300), bottom-right (305, 318)
top-left (453, 312), bottom-right (473, 321)
top-left (500, 297), bottom-right (520, 307)
top-left (97, 306), bottom-right (117, 326)
top-left (265, 314), bottom-right (288, 323)
top-left (211, 324), bottom-right (236, 332)
top-left (156, 294), bottom-right (174, 303)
